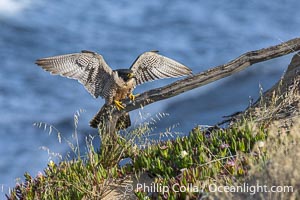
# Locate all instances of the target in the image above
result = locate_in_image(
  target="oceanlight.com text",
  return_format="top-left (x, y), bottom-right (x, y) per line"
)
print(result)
top-left (209, 183), bottom-right (293, 195)
top-left (131, 182), bottom-right (293, 195)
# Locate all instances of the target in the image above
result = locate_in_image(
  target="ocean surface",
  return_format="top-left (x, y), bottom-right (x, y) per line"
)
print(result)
top-left (1, 0), bottom-right (300, 197)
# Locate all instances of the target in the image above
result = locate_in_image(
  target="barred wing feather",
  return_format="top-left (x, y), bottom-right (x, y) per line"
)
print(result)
top-left (36, 50), bottom-right (113, 98)
top-left (130, 51), bottom-right (192, 85)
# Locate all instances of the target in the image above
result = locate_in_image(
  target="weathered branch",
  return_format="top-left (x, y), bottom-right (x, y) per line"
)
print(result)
top-left (104, 37), bottom-right (300, 133)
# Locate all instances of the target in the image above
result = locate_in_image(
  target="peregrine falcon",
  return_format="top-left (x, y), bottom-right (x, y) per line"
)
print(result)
top-left (36, 50), bottom-right (192, 129)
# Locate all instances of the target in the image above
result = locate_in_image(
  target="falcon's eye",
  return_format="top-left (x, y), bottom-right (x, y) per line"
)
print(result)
top-left (127, 73), bottom-right (134, 78)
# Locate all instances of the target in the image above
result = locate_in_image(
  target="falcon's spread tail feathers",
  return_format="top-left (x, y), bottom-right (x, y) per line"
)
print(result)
top-left (89, 105), bottom-right (131, 130)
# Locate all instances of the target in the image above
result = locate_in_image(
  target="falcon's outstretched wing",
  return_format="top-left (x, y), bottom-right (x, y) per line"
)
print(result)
top-left (130, 51), bottom-right (192, 85)
top-left (36, 50), bottom-right (113, 98)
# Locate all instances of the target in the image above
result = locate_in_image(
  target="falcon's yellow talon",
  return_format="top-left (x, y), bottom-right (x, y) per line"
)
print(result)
top-left (114, 100), bottom-right (125, 110)
top-left (129, 93), bottom-right (136, 101)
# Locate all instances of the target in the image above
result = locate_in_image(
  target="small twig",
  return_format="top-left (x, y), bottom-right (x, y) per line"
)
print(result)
top-left (196, 155), bottom-right (237, 168)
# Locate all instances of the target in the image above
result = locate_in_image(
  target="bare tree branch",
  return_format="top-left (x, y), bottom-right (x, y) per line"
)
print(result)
top-left (102, 37), bottom-right (300, 134)
top-left (121, 37), bottom-right (300, 112)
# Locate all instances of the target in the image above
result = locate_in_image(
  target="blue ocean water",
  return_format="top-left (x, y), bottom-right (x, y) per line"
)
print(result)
top-left (1, 0), bottom-right (300, 197)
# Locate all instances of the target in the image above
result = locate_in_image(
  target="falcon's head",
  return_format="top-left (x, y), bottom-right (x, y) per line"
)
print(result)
top-left (116, 69), bottom-right (135, 82)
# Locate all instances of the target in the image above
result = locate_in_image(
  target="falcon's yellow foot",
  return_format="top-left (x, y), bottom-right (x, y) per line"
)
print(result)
top-left (114, 100), bottom-right (125, 110)
top-left (129, 93), bottom-right (136, 101)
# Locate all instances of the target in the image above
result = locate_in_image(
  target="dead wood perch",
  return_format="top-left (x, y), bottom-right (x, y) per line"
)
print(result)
top-left (103, 37), bottom-right (300, 134)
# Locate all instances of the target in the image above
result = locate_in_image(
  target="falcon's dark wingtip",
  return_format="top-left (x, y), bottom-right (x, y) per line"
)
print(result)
top-left (35, 58), bottom-right (46, 66)
top-left (81, 50), bottom-right (97, 54)
top-left (182, 67), bottom-right (193, 77)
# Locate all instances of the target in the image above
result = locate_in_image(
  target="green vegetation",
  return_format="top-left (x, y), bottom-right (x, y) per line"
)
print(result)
top-left (7, 85), bottom-right (300, 199)
top-left (7, 117), bottom-right (291, 200)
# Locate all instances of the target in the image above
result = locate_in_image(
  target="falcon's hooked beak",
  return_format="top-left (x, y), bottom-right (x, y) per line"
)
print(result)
top-left (127, 73), bottom-right (135, 79)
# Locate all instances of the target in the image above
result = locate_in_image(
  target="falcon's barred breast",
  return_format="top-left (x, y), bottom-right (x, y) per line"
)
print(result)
top-left (36, 50), bottom-right (192, 129)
